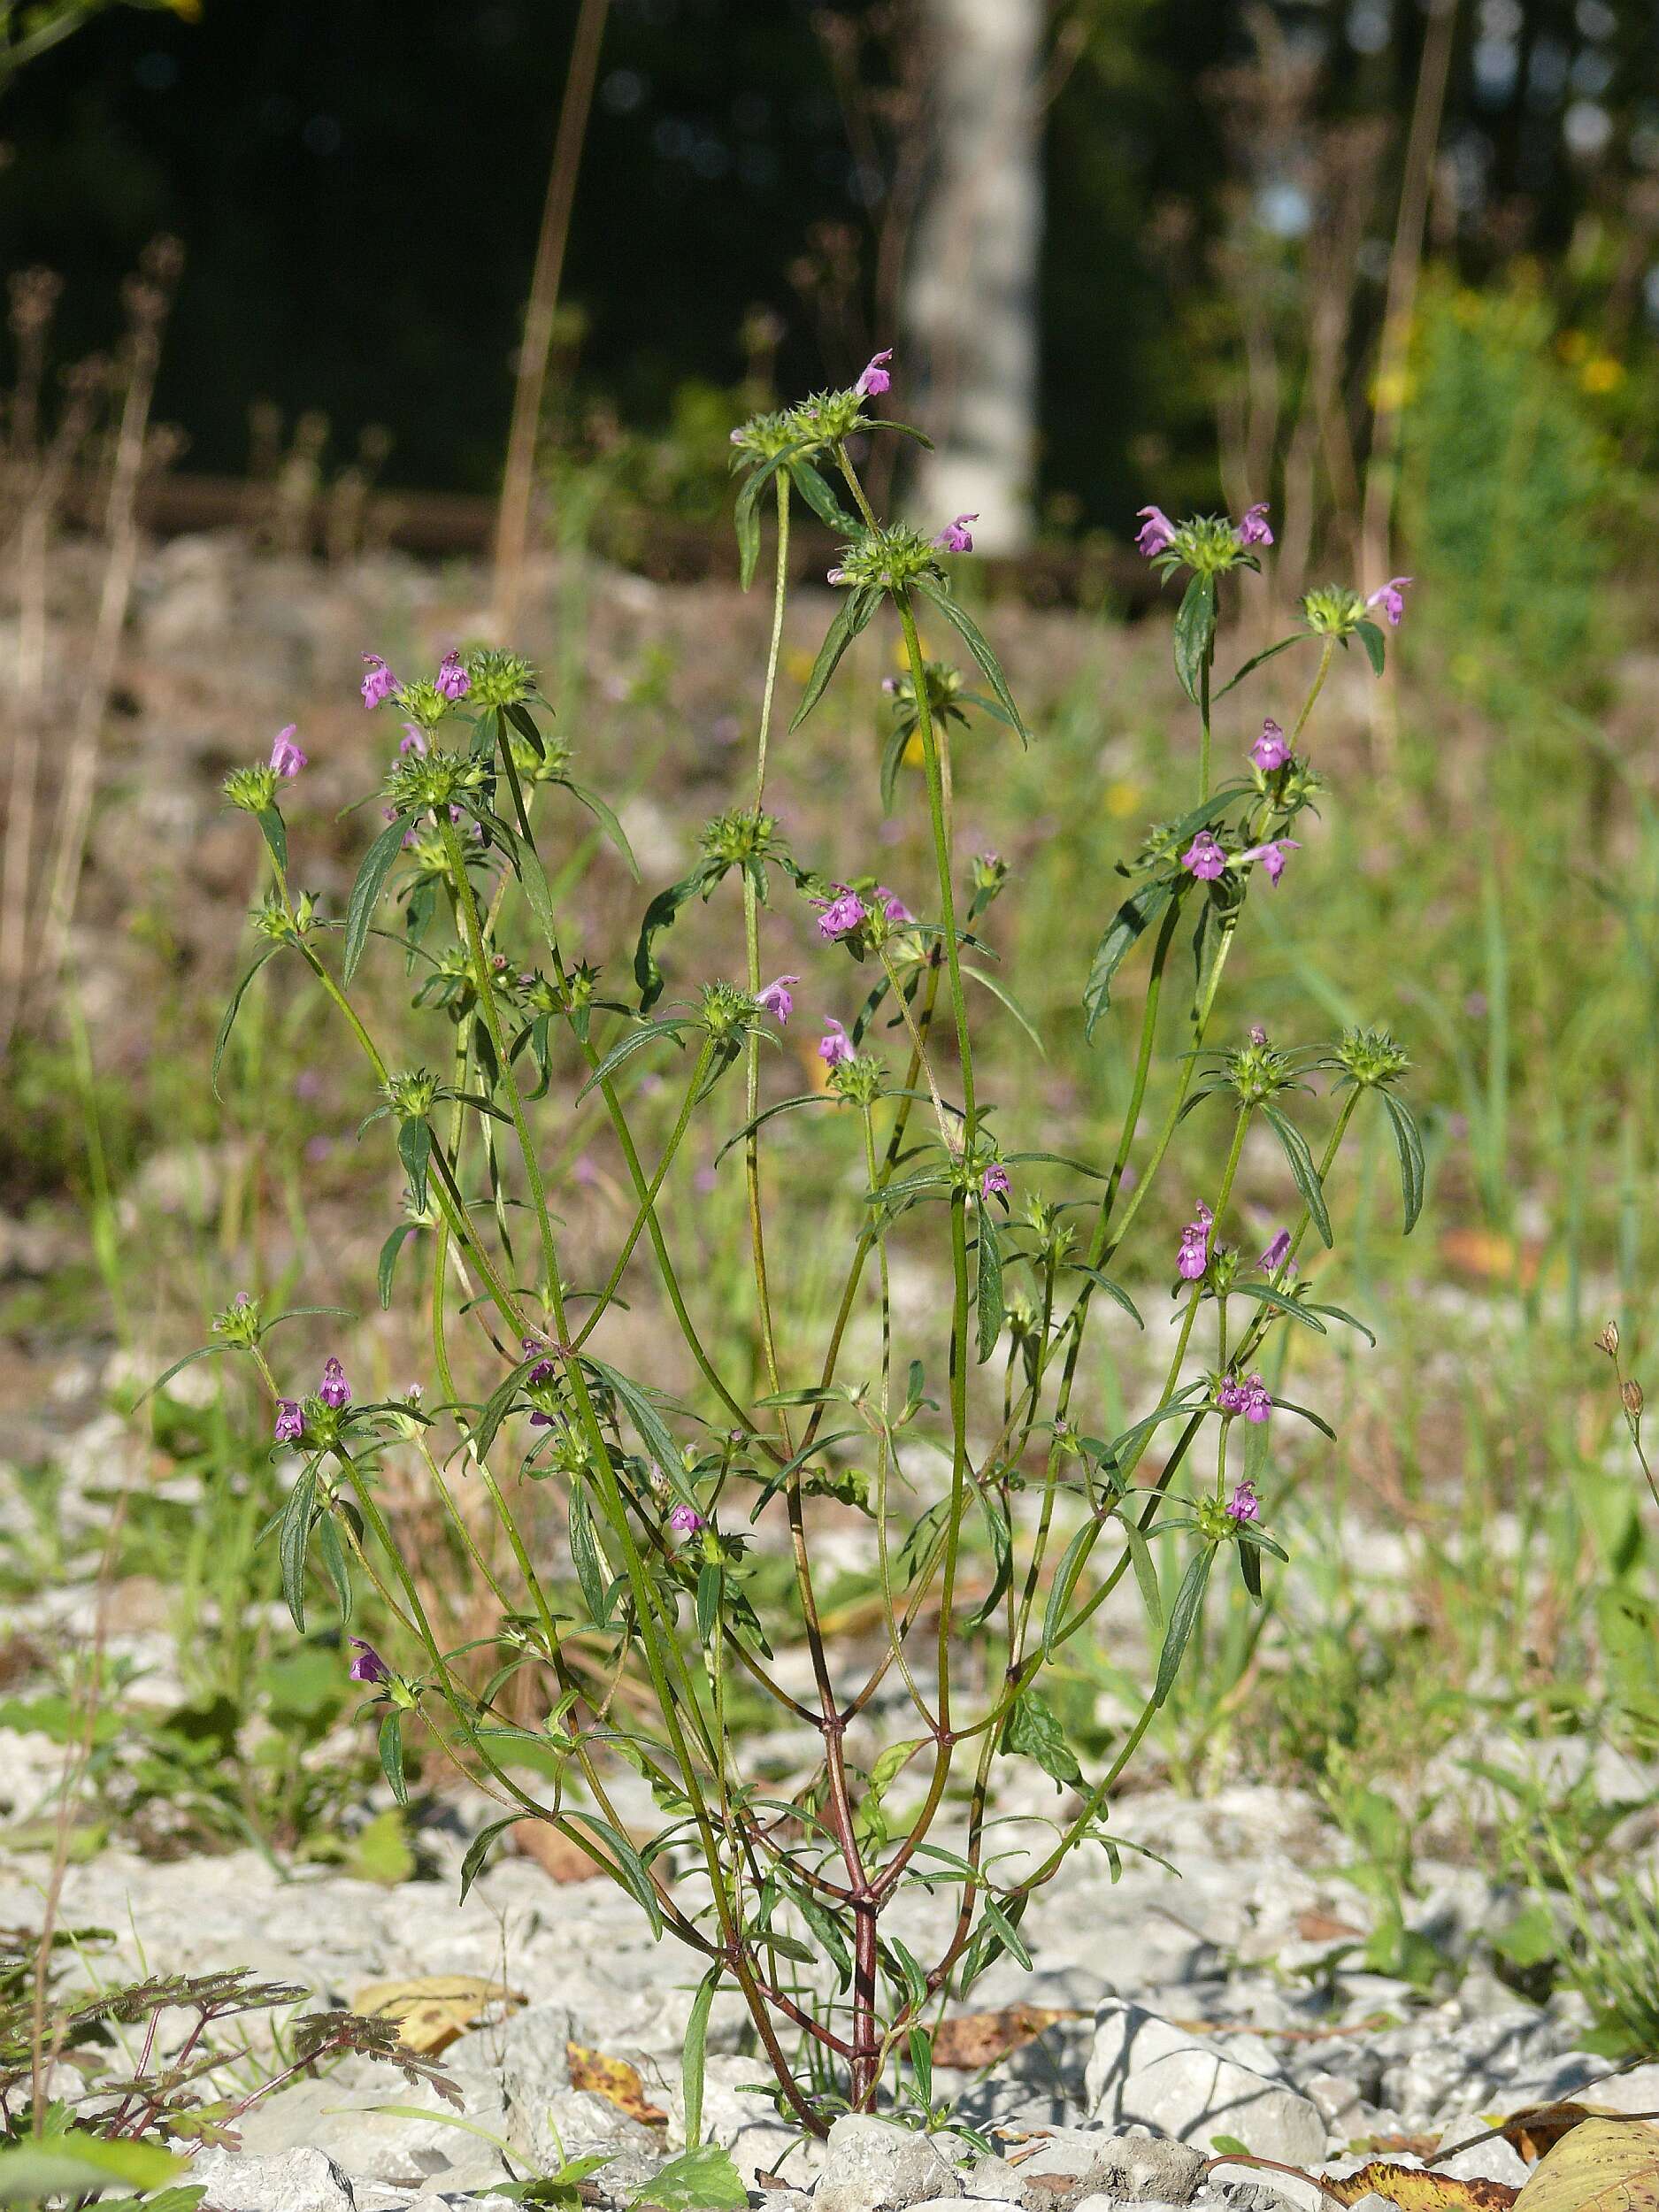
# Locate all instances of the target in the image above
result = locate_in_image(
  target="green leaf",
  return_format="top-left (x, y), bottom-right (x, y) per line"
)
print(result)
top-left (630, 2144), bottom-right (747, 2212)
top-left (1124, 1518), bottom-right (1162, 1632)
top-left (714, 1090), bottom-right (833, 1164)
top-left (459, 1815), bottom-right (518, 1903)
top-left (578, 1017), bottom-right (693, 1100)
top-left (1303, 1300), bottom-right (1378, 1347)
top-left (1154, 1549), bottom-right (1215, 1706)
top-left (1260, 1102), bottom-right (1332, 1248)
top-left (1084, 879), bottom-right (1175, 1041)
top-left (212, 941), bottom-right (283, 1098)
top-left (0, 2132), bottom-right (184, 2203)
top-left (397, 1118), bottom-right (432, 1210)
top-left (733, 449), bottom-right (788, 589)
top-left (961, 964), bottom-right (1046, 1057)
top-left (909, 2025), bottom-right (934, 2111)
top-left (379, 1710), bottom-right (408, 1806)
top-left (1222, 1281), bottom-right (1327, 1333)
top-left (562, 779), bottom-right (640, 881)
top-left (1379, 1088), bottom-right (1425, 1233)
top-left (633, 864), bottom-right (716, 1010)
top-left (565, 1810), bottom-right (664, 1936)
top-left (911, 576), bottom-right (1030, 742)
top-left (378, 1222), bottom-right (419, 1309)
top-left (316, 1511), bottom-right (353, 1623)
top-left (788, 457), bottom-right (858, 533)
top-left (278, 1470), bottom-right (319, 1633)
top-left (472, 1354), bottom-right (541, 1459)
top-left (1355, 618), bottom-right (1386, 676)
top-left (790, 585), bottom-right (879, 729)
top-left (680, 1968), bottom-right (721, 2148)
top-left (584, 1356), bottom-right (683, 1490)
top-left (1041, 1520), bottom-right (1098, 1654)
top-left (695, 1562), bottom-right (722, 1643)
top-left (1001, 1686), bottom-right (1083, 1791)
top-left (975, 1214), bottom-right (1004, 1364)
top-left (343, 813), bottom-right (414, 983)
top-left (568, 1480), bottom-right (612, 1629)
top-left (1210, 2134), bottom-right (1250, 2158)
top-left (254, 803), bottom-right (288, 879)
top-left (978, 1892), bottom-right (1033, 1970)
top-left (1212, 634), bottom-right (1310, 701)
top-left (137, 1341), bottom-right (228, 1408)
top-left (879, 716), bottom-right (913, 814)
top-left (1172, 572), bottom-right (1217, 704)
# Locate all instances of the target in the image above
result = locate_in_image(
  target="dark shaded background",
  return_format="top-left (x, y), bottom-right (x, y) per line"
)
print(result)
top-left (2, 0), bottom-right (1652, 526)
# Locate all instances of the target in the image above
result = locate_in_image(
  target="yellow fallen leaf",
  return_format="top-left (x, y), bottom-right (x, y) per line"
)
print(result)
top-left (350, 1975), bottom-right (518, 2055)
top-left (567, 2044), bottom-right (667, 2127)
top-left (1511, 2118), bottom-right (1659, 2212)
top-left (1322, 2162), bottom-right (1517, 2212)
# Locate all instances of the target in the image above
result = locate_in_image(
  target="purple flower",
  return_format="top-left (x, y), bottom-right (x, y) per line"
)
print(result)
top-left (1181, 831), bottom-right (1226, 882)
top-left (1225, 1479), bottom-right (1262, 1524)
top-left (669, 1503), bottom-right (706, 1538)
top-left (1368, 576), bottom-right (1412, 627)
top-left (877, 887), bottom-right (913, 923)
top-left (1134, 505), bottom-right (1176, 558)
top-left (319, 1356), bottom-right (351, 1409)
top-left (817, 887), bottom-right (869, 941)
top-left (1259, 1228), bottom-right (1292, 1272)
top-left (521, 1333), bottom-right (557, 1386)
top-left (398, 723), bottom-right (427, 757)
top-left (528, 1409), bottom-right (557, 1427)
top-left (1177, 1200), bottom-right (1213, 1281)
top-left (1251, 718), bottom-right (1290, 772)
top-left (818, 1018), bottom-right (855, 1068)
top-left (348, 1637), bottom-right (391, 1685)
top-left (269, 725), bottom-right (308, 779)
top-left (273, 1400), bottom-right (303, 1443)
top-left (826, 566), bottom-right (849, 587)
top-left (757, 974), bottom-right (800, 1025)
top-left (1238, 838), bottom-right (1301, 885)
top-left (360, 653), bottom-right (398, 709)
top-left (1248, 1024), bottom-right (1269, 1046)
top-left (435, 649), bottom-right (471, 701)
top-left (855, 348), bottom-right (893, 399)
top-left (1237, 502), bottom-right (1274, 548)
top-left (1217, 1372), bottom-right (1272, 1423)
top-left (981, 1164), bottom-right (1011, 1202)
top-left (933, 513), bottom-right (979, 554)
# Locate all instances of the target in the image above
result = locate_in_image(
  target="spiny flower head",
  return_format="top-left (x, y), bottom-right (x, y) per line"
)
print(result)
top-left (467, 649), bottom-right (538, 710)
top-left (1300, 584), bottom-right (1368, 638)
top-left (224, 763), bottom-right (279, 815)
top-left (701, 979), bottom-right (759, 1043)
top-left (385, 748), bottom-right (490, 817)
top-left (700, 807), bottom-right (779, 869)
top-left (1141, 510), bottom-right (1265, 581)
top-left (827, 523), bottom-right (941, 594)
top-left (250, 886), bottom-right (317, 941)
top-left (211, 1290), bottom-right (264, 1348)
top-left (383, 1068), bottom-right (440, 1120)
top-left (1328, 1025), bottom-right (1410, 1090)
top-left (787, 386), bottom-right (871, 449)
top-left (730, 407), bottom-right (806, 465)
top-left (1224, 1036), bottom-right (1298, 1104)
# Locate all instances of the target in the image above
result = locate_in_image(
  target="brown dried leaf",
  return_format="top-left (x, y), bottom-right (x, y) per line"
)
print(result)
top-left (566, 2043), bottom-right (667, 2128)
top-left (349, 1975), bottom-right (517, 2056)
top-left (1501, 2108), bottom-right (1617, 2164)
top-left (511, 1821), bottom-right (607, 1883)
top-left (1510, 2117), bottom-right (1659, 2212)
top-left (1296, 1909), bottom-right (1365, 1942)
top-left (1322, 2162), bottom-right (1518, 2212)
top-left (931, 2004), bottom-right (1079, 2070)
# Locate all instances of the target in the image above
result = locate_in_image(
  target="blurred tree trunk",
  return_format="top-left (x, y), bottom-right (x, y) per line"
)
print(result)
top-left (907, 0), bottom-right (1043, 553)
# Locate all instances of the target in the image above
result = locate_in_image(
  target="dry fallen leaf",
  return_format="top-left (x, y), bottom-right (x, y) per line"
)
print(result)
top-left (1509, 2117), bottom-right (1659, 2212)
top-left (567, 2044), bottom-right (668, 2127)
top-left (511, 1821), bottom-right (607, 1883)
top-left (350, 1975), bottom-right (518, 2055)
top-left (1499, 2107), bottom-right (1619, 2163)
top-left (1322, 2161), bottom-right (1519, 2212)
top-left (931, 2004), bottom-right (1080, 2070)
top-left (1296, 1909), bottom-right (1365, 1943)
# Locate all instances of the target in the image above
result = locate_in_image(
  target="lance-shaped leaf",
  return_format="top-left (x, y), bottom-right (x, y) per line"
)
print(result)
top-left (911, 575), bottom-right (1030, 742)
top-left (790, 584), bottom-right (880, 728)
top-left (1172, 571), bottom-right (1217, 704)
top-left (1001, 1686), bottom-right (1083, 1789)
top-left (633, 861), bottom-right (718, 1010)
top-left (1212, 632), bottom-right (1311, 701)
top-left (213, 941), bottom-right (285, 1098)
top-left (788, 456), bottom-right (857, 533)
top-left (733, 447), bottom-right (791, 589)
top-left (559, 777), bottom-right (639, 880)
top-left (1260, 1102), bottom-right (1333, 1247)
top-left (1084, 878), bottom-right (1176, 1040)
top-left (278, 1468), bottom-right (320, 1632)
top-left (344, 812), bottom-right (415, 982)
top-left (975, 1214), bottom-right (1004, 1363)
top-left (1355, 618), bottom-right (1387, 676)
top-left (584, 1356), bottom-right (687, 1494)
top-left (397, 1118), bottom-right (432, 1211)
top-left (1154, 1548), bottom-right (1214, 1705)
top-left (1379, 1087), bottom-right (1426, 1233)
